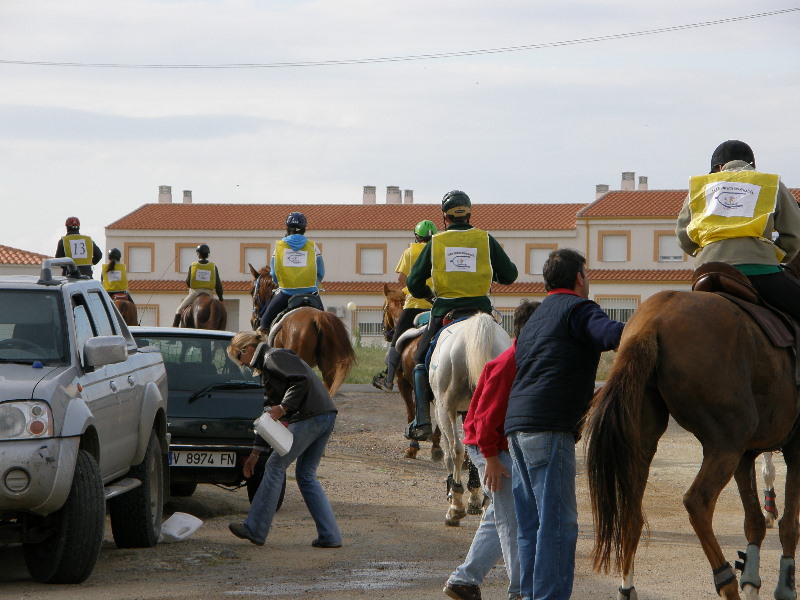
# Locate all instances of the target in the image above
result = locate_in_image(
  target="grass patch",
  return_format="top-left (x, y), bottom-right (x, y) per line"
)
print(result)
top-left (345, 343), bottom-right (388, 384)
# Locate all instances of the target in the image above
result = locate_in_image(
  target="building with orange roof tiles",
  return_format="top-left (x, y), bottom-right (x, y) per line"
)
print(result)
top-left (0, 244), bottom-right (52, 276)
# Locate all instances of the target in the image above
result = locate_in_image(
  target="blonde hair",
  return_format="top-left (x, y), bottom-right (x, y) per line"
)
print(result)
top-left (227, 331), bottom-right (266, 372)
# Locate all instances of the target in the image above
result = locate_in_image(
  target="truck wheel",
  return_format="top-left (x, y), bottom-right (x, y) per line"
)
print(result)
top-left (169, 482), bottom-right (197, 497)
top-left (246, 470), bottom-right (286, 511)
top-left (23, 450), bottom-right (104, 584)
top-left (109, 431), bottom-right (164, 548)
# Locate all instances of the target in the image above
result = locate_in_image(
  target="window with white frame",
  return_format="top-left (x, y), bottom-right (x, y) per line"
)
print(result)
top-left (528, 247), bottom-right (553, 275)
top-left (359, 247), bottom-right (385, 275)
top-left (354, 308), bottom-right (384, 338)
top-left (243, 245), bottom-right (270, 273)
top-left (657, 234), bottom-right (684, 262)
top-left (495, 308), bottom-right (515, 337)
top-left (179, 246), bottom-right (197, 273)
top-left (136, 304), bottom-right (159, 327)
top-left (601, 234), bottom-right (628, 262)
top-left (128, 246), bottom-right (153, 273)
top-left (596, 296), bottom-right (638, 323)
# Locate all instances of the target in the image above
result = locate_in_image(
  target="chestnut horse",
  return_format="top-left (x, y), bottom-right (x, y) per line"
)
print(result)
top-left (249, 265), bottom-right (355, 397)
top-left (585, 290), bottom-right (800, 600)
top-left (111, 295), bottom-right (138, 326)
top-left (381, 284), bottom-right (443, 461)
top-left (180, 293), bottom-right (227, 331)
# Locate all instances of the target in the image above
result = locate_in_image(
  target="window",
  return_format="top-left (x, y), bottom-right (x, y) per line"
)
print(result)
top-left (126, 243), bottom-right (154, 273)
top-left (596, 296), bottom-right (639, 322)
top-left (599, 232), bottom-right (630, 262)
top-left (655, 232), bottom-right (685, 262)
top-left (176, 244), bottom-right (199, 274)
top-left (86, 292), bottom-right (116, 336)
top-left (136, 304), bottom-right (159, 327)
top-left (495, 308), bottom-right (515, 337)
top-left (354, 307), bottom-right (384, 338)
top-left (526, 244), bottom-right (557, 275)
top-left (241, 244), bottom-right (270, 273)
top-left (357, 244), bottom-right (386, 275)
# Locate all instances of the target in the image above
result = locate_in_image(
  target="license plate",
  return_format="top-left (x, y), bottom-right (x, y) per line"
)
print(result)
top-left (169, 451), bottom-right (237, 467)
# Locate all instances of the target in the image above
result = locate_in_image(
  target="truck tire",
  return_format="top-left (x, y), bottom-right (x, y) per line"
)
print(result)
top-left (23, 449), bottom-right (104, 584)
top-left (109, 431), bottom-right (164, 548)
top-left (246, 470), bottom-right (286, 511)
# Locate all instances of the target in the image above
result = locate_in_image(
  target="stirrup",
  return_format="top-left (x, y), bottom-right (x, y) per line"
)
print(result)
top-left (404, 422), bottom-right (432, 441)
top-left (372, 370), bottom-right (394, 392)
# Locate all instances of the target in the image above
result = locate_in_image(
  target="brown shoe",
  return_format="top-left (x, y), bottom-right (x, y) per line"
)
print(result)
top-left (443, 582), bottom-right (482, 600)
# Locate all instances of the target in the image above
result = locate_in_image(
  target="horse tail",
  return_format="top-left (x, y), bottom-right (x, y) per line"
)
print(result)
top-left (312, 311), bottom-right (356, 397)
top-left (584, 328), bottom-right (658, 575)
top-left (461, 313), bottom-right (498, 387)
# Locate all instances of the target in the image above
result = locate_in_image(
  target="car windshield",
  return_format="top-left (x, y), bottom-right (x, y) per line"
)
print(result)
top-left (0, 290), bottom-right (68, 364)
top-left (134, 334), bottom-right (260, 391)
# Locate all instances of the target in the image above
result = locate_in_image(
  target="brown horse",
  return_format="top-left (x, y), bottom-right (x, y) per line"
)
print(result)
top-left (180, 293), bottom-right (227, 331)
top-left (248, 265), bottom-right (355, 397)
top-left (111, 294), bottom-right (138, 326)
top-left (585, 290), bottom-right (800, 600)
top-left (381, 284), bottom-right (443, 461)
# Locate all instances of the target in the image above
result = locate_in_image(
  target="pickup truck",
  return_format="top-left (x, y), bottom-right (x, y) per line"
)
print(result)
top-left (0, 258), bottom-right (169, 584)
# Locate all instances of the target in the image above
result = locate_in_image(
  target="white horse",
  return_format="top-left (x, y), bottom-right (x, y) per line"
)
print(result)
top-left (429, 312), bottom-right (511, 526)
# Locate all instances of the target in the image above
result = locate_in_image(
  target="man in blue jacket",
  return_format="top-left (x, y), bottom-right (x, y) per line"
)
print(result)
top-left (505, 248), bottom-right (624, 600)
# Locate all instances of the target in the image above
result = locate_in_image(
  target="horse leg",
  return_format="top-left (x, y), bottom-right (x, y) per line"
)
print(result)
top-left (732, 452), bottom-right (767, 600)
top-left (774, 436), bottom-right (800, 600)
top-left (683, 449), bottom-right (744, 600)
top-left (762, 452), bottom-right (778, 528)
top-left (436, 400), bottom-right (466, 526)
top-left (430, 426), bottom-right (444, 462)
top-left (397, 377), bottom-right (419, 459)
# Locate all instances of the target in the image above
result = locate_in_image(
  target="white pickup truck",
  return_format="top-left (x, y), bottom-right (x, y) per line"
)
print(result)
top-left (0, 258), bottom-right (169, 584)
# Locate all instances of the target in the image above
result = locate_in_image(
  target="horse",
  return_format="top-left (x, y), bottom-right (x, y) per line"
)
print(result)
top-left (248, 264), bottom-right (356, 397)
top-left (429, 312), bottom-right (511, 526)
top-left (111, 294), bottom-right (138, 326)
top-left (584, 289), bottom-right (800, 600)
top-left (380, 284), bottom-right (444, 461)
top-left (179, 293), bottom-right (227, 331)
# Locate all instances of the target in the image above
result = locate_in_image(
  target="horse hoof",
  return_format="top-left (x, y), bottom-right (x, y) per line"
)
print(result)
top-left (467, 503), bottom-right (483, 515)
top-left (404, 447), bottom-right (418, 459)
top-left (765, 515), bottom-right (775, 528)
top-left (444, 517), bottom-right (462, 527)
top-left (431, 448), bottom-right (444, 462)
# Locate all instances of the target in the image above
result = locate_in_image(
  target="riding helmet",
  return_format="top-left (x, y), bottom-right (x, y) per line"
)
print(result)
top-left (65, 216), bottom-right (80, 229)
top-left (710, 140), bottom-right (756, 173)
top-left (196, 243), bottom-right (210, 257)
top-left (414, 220), bottom-right (438, 239)
top-left (441, 190), bottom-right (471, 217)
top-left (108, 248), bottom-right (122, 261)
top-left (286, 212), bottom-right (307, 230)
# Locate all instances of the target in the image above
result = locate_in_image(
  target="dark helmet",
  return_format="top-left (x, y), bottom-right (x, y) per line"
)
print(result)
top-left (710, 140), bottom-right (756, 173)
top-left (108, 248), bottom-right (121, 261)
top-left (442, 190), bottom-right (471, 217)
top-left (196, 243), bottom-right (210, 257)
top-left (286, 212), bottom-right (307, 230)
top-left (65, 216), bottom-right (80, 229)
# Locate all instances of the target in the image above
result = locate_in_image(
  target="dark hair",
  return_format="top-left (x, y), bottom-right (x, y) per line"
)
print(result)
top-left (513, 299), bottom-right (540, 338)
top-left (542, 248), bottom-right (586, 291)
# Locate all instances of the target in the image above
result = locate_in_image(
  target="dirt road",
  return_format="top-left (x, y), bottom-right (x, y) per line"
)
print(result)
top-left (0, 386), bottom-right (790, 599)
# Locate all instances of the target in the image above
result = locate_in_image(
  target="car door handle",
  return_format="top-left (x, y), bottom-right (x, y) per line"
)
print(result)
top-left (110, 381), bottom-right (118, 392)
top-left (128, 375), bottom-right (135, 386)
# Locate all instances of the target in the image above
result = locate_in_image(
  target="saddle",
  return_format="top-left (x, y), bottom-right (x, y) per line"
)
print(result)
top-left (692, 262), bottom-right (800, 383)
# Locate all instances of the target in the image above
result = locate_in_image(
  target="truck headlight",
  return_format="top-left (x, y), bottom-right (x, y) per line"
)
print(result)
top-left (0, 401), bottom-right (53, 440)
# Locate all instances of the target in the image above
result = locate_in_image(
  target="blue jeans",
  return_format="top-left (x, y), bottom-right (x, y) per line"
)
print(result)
top-left (508, 431), bottom-right (577, 600)
top-left (244, 411), bottom-right (341, 546)
top-left (448, 445), bottom-right (520, 600)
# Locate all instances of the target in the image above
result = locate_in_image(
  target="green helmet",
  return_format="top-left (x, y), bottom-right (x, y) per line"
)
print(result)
top-left (414, 220), bottom-right (438, 239)
top-left (442, 190), bottom-right (471, 216)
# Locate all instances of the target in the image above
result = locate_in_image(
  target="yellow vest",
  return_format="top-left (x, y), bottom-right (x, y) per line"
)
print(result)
top-left (431, 228), bottom-right (493, 299)
top-left (275, 240), bottom-right (317, 290)
top-left (62, 234), bottom-right (93, 266)
top-left (102, 263), bottom-right (128, 292)
top-left (401, 243), bottom-right (433, 310)
top-left (190, 261), bottom-right (216, 289)
top-left (687, 171), bottom-right (782, 259)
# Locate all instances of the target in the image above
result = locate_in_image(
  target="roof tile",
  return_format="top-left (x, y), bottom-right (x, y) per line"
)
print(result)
top-left (0, 244), bottom-right (52, 265)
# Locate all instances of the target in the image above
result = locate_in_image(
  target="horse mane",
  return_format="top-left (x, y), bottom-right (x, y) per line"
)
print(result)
top-left (385, 287), bottom-right (405, 305)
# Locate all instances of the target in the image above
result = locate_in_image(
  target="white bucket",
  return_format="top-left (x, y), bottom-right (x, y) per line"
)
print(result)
top-left (159, 512), bottom-right (203, 543)
top-left (253, 412), bottom-right (294, 456)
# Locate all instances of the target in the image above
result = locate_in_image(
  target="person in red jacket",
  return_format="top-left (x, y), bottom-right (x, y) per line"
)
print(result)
top-left (443, 299), bottom-right (540, 600)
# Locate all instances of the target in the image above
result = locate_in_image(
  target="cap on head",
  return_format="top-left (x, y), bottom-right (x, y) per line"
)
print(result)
top-left (196, 243), bottom-right (210, 257)
top-left (286, 212), bottom-right (307, 230)
top-left (65, 216), bottom-right (80, 229)
top-left (710, 140), bottom-right (755, 173)
top-left (414, 219), bottom-right (438, 239)
top-left (108, 248), bottom-right (121, 261)
top-left (441, 190), bottom-right (471, 217)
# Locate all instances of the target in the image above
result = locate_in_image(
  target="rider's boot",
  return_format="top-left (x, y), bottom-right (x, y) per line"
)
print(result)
top-left (372, 347), bottom-right (400, 392)
top-left (172, 314), bottom-right (182, 327)
top-left (404, 364), bottom-right (433, 441)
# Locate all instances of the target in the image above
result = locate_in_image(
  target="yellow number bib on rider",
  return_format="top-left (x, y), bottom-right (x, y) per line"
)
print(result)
top-left (431, 228), bottom-right (493, 299)
top-left (190, 262), bottom-right (216, 289)
top-left (275, 240), bottom-right (317, 290)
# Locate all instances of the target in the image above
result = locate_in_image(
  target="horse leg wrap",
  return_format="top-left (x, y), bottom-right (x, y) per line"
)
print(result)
top-left (774, 555), bottom-right (797, 600)
top-left (764, 488), bottom-right (779, 518)
top-left (734, 544), bottom-right (761, 590)
top-left (409, 441), bottom-right (420, 449)
top-left (617, 586), bottom-right (637, 600)
top-left (713, 562), bottom-right (736, 594)
top-left (446, 475), bottom-right (464, 499)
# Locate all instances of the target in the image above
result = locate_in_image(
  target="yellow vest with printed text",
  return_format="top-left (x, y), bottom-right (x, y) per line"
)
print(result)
top-left (102, 263), bottom-right (128, 292)
top-left (401, 243), bottom-right (433, 310)
top-left (190, 261), bottom-right (216, 289)
top-left (275, 240), bottom-right (317, 290)
top-left (687, 171), bottom-right (783, 260)
top-left (62, 234), bottom-right (94, 266)
top-left (431, 228), bottom-right (493, 299)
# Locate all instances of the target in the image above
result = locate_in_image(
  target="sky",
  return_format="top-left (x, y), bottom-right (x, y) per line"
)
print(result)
top-left (1, 1), bottom-right (799, 256)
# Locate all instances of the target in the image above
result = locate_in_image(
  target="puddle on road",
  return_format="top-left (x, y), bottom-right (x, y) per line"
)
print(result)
top-left (227, 561), bottom-right (434, 595)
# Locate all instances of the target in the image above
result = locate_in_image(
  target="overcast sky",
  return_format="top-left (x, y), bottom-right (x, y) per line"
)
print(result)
top-left (2, 1), bottom-right (799, 257)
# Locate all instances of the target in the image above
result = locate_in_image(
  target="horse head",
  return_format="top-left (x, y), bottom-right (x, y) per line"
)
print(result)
top-left (382, 283), bottom-right (405, 342)
top-left (249, 263), bottom-right (277, 330)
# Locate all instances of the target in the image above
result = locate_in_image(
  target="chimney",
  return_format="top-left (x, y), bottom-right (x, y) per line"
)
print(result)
top-left (158, 185), bottom-right (172, 204)
top-left (621, 172), bottom-right (635, 191)
top-left (362, 185), bottom-right (376, 204)
top-left (403, 189), bottom-right (414, 204)
top-left (595, 184), bottom-right (610, 200)
top-left (182, 190), bottom-right (192, 204)
top-left (638, 176), bottom-right (648, 190)
top-left (386, 186), bottom-right (402, 204)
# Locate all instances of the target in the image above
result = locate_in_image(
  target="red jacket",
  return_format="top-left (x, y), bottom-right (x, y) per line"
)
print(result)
top-left (462, 339), bottom-right (517, 457)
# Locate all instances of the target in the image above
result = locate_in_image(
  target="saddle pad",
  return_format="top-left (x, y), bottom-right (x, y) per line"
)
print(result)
top-left (716, 292), bottom-right (795, 348)
top-left (395, 326), bottom-right (424, 354)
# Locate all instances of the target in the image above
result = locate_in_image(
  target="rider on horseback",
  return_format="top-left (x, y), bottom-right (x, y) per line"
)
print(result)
top-left (172, 243), bottom-right (224, 327)
top-left (55, 216), bottom-right (102, 278)
top-left (404, 190), bottom-right (518, 441)
top-left (372, 219), bottom-right (438, 393)
top-left (258, 212), bottom-right (325, 332)
top-left (676, 139), bottom-right (800, 321)
top-left (101, 248), bottom-right (134, 304)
